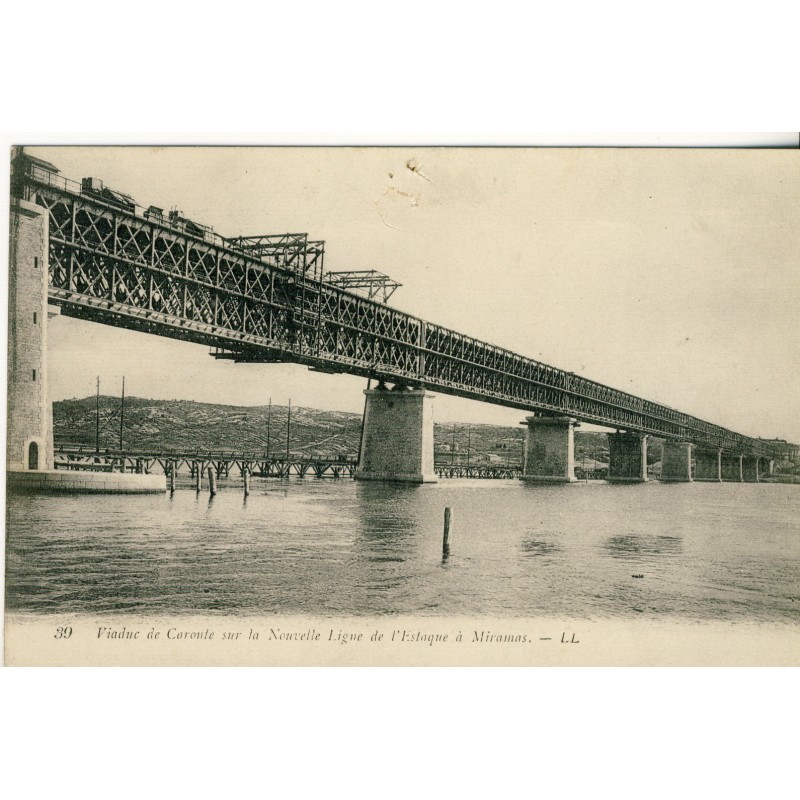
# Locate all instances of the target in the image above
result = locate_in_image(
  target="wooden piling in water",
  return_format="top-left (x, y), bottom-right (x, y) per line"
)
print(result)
top-left (169, 461), bottom-right (176, 493)
top-left (208, 465), bottom-right (217, 496)
top-left (195, 462), bottom-right (202, 492)
top-left (243, 468), bottom-right (250, 497)
top-left (443, 507), bottom-right (452, 557)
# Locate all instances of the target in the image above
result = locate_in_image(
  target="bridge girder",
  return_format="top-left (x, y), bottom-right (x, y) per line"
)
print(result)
top-left (16, 157), bottom-right (786, 460)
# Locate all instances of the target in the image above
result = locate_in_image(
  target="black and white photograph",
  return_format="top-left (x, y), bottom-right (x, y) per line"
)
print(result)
top-left (4, 145), bottom-right (799, 666)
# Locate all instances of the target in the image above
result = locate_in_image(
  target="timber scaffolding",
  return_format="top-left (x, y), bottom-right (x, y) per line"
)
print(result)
top-left (14, 153), bottom-right (795, 461)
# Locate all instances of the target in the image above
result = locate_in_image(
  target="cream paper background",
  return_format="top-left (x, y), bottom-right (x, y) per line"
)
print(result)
top-left (4, 146), bottom-right (799, 667)
top-left (1, 0), bottom-right (797, 790)
top-left (5, 613), bottom-right (800, 667)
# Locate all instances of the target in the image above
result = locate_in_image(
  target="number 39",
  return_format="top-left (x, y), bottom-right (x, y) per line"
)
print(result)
top-left (54, 626), bottom-right (73, 639)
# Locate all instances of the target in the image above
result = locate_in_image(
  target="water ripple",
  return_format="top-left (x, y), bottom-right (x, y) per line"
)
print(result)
top-left (5, 479), bottom-right (799, 621)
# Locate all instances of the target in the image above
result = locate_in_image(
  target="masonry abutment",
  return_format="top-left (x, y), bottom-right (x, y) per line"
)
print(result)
top-left (7, 199), bottom-right (53, 472)
top-left (354, 387), bottom-right (437, 483)
top-left (519, 415), bottom-right (579, 483)
top-left (7, 192), bottom-right (165, 494)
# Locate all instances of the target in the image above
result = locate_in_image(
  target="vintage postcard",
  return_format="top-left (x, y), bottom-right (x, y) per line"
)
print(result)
top-left (4, 145), bottom-right (798, 666)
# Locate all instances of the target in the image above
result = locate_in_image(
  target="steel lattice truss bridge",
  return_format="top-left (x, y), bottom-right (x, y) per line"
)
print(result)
top-left (14, 155), bottom-right (787, 460)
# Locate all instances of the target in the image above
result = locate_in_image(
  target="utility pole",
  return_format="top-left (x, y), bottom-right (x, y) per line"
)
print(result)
top-left (266, 397), bottom-right (272, 457)
top-left (119, 376), bottom-right (125, 450)
top-left (581, 435), bottom-right (586, 478)
top-left (95, 376), bottom-right (100, 453)
top-left (286, 399), bottom-right (292, 462)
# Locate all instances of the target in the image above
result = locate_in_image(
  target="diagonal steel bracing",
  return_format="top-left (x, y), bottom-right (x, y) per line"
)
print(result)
top-left (13, 155), bottom-right (787, 460)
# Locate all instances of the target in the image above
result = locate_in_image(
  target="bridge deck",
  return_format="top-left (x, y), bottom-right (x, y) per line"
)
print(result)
top-left (54, 446), bottom-right (359, 478)
top-left (54, 446), bottom-right (522, 480)
top-left (15, 155), bottom-right (785, 459)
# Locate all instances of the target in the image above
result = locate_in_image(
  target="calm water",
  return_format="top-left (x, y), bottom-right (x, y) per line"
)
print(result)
top-left (5, 479), bottom-right (799, 622)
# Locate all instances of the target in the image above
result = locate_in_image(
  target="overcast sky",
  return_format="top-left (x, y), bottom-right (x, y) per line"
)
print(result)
top-left (28, 146), bottom-right (800, 442)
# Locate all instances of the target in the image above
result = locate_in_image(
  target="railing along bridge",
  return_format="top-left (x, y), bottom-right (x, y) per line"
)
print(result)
top-left (54, 445), bottom-right (358, 479)
top-left (15, 154), bottom-right (787, 461)
top-left (55, 445), bottom-right (524, 480)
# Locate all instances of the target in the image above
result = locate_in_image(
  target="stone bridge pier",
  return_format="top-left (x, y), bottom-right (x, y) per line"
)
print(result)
top-left (354, 385), bottom-right (437, 483)
top-left (661, 441), bottom-right (693, 482)
top-left (607, 432), bottom-right (648, 482)
top-left (721, 453), bottom-right (744, 482)
top-left (519, 415), bottom-right (579, 483)
top-left (742, 456), bottom-right (761, 483)
top-left (694, 448), bottom-right (722, 481)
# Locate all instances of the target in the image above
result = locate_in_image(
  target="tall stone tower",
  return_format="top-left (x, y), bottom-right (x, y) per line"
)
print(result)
top-left (7, 149), bottom-right (55, 472)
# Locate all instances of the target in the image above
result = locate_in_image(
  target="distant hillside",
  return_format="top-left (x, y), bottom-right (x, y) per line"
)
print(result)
top-left (53, 396), bottom-right (621, 465)
top-left (54, 397), bottom-right (362, 459)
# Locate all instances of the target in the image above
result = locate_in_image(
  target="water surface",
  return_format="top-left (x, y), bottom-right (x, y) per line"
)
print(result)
top-left (5, 479), bottom-right (799, 622)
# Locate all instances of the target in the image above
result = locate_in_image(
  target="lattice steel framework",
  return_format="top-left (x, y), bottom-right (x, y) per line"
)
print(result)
top-left (13, 155), bottom-right (785, 459)
top-left (326, 270), bottom-right (401, 303)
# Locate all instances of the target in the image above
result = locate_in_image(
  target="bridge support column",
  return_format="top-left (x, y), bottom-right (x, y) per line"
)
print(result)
top-left (660, 441), bottom-right (693, 482)
top-left (721, 453), bottom-right (743, 482)
top-left (742, 456), bottom-right (760, 483)
top-left (519, 415), bottom-right (579, 483)
top-left (694, 448), bottom-right (722, 482)
top-left (354, 387), bottom-right (437, 483)
top-left (7, 198), bottom-right (53, 472)
top-left (607, 432), bottom-right (648, 483)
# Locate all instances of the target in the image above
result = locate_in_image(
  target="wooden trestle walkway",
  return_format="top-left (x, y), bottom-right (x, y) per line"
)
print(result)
top-left (54, 445), bottom-right (523, 480)
top-left (54, 445), bottom-right (357, 479)
top-left (434, 464), bottom-right (521, 479)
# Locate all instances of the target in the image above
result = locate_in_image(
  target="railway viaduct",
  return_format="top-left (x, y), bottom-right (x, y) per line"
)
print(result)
top-left (7, 150), bottom-right (792, 490)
